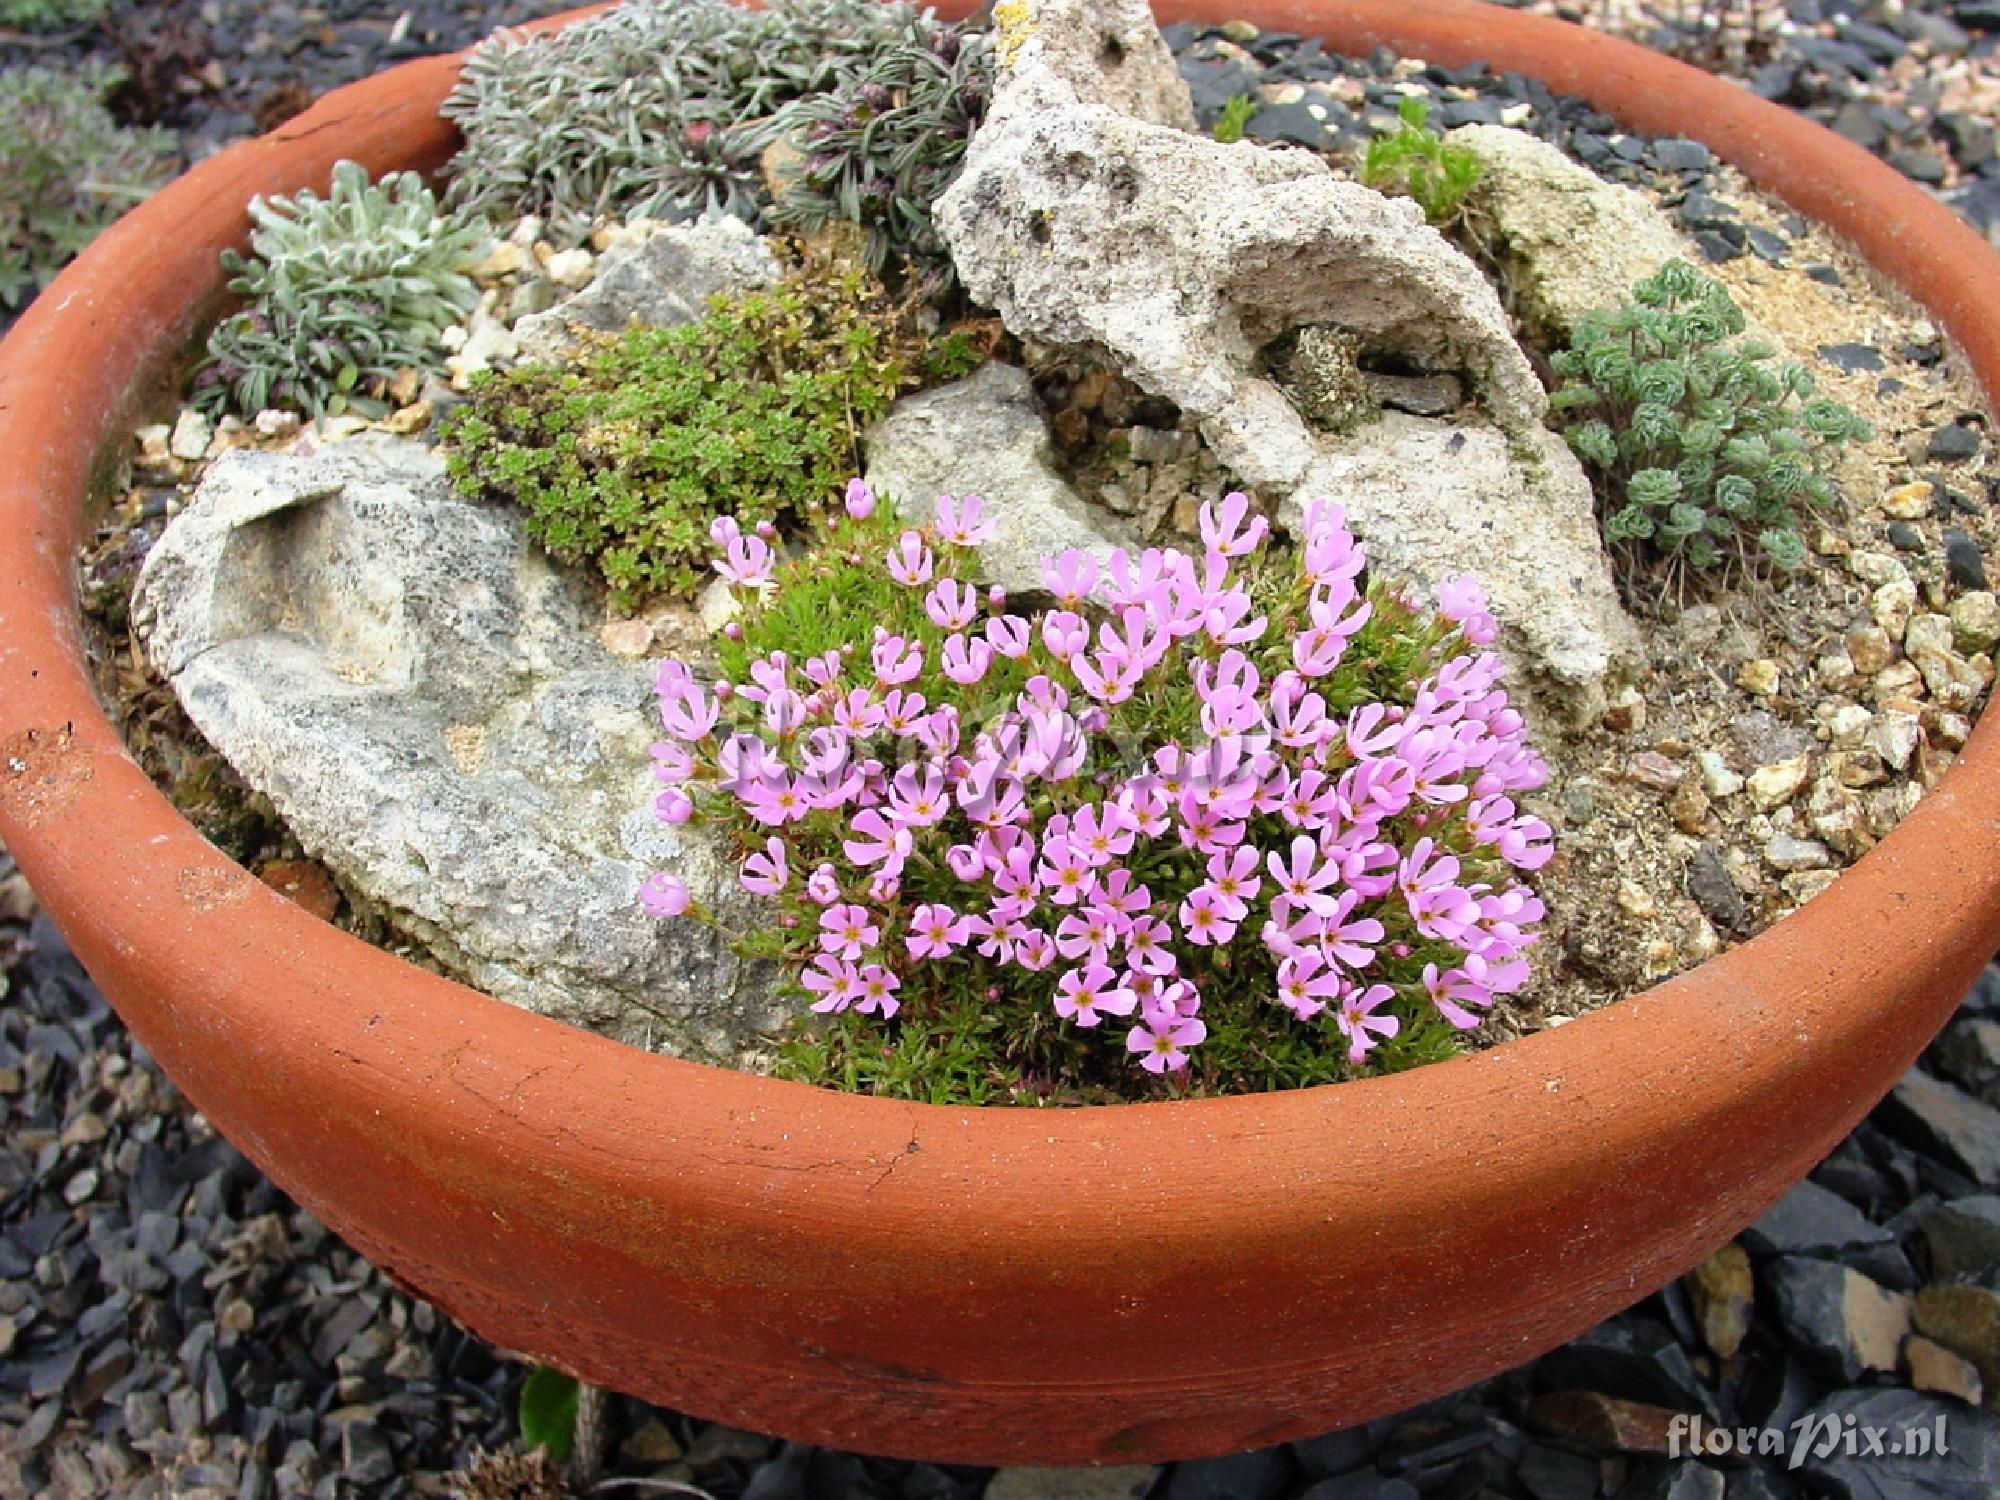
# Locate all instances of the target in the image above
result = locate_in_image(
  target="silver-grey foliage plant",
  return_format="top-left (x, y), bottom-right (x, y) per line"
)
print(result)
top-left (762, 13), bottom-right (992, 291)
top-left (440, 0), bottom-right (922, 241)
top-left (196, 160), bottom-right (485, 420)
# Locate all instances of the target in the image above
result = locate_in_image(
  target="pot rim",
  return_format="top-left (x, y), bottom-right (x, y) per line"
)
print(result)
top-left (1, 0), bottom-right (1994, 1465)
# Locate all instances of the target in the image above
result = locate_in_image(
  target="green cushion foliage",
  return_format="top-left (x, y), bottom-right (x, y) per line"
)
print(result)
top-left (442, 249), bottom-right (982, 607)
top-left (195, 160), bottom-right (485, 419)
top-left (714, 512), bottom-right (1477, 1104)
top-left (0, 64), bottom-right (175, 310)
top-left (1551, 258), bottom-right (1870, 578)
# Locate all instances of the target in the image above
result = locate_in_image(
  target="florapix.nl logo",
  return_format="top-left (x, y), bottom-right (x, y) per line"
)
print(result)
top-left (1669, 1412), bottom-right (1952, 1471)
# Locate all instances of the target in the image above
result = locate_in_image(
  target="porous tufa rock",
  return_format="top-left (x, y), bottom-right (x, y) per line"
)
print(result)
top-left (132, 435), bottom-right (782, 1060)
top-left (1277, 414), bottom-right (1642, 723)
top-left (864, 362), bottom-right (1134, 597)
top-left (937, 0), bottom-right (1635, 715)
top-left (1449, 124), bottom-right (1700, 344)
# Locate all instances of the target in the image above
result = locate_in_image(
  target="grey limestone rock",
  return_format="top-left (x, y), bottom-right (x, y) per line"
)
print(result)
top-left (512, 214), bottom-right (779, 363)
top-left (864, 362), bottom-right (1133, 597)
top-left (133, 434), bottom-right (782, 1061)
top-left (1451, 124), bottom-right (1699, 344)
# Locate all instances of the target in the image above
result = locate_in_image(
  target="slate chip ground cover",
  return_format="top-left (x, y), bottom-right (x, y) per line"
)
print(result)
top-left (7, 0), bottom-right (2000, 1494)
top-left (2, 843), bottom-right (1997, 1497)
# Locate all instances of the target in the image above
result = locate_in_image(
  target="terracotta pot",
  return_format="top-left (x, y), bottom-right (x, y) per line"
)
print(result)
top-left (2, 0), bottom-right (1995, 1467)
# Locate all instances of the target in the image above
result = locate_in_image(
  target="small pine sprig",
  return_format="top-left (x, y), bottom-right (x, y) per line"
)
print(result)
top-left (641, 485), bottom-right (1555, 1104)
top-left (194, 160), bottom-right (484, 419)
top-left (1551, 258), bottom-right (1870, 579)
top-left (761, 15), bottom-right (993, 293)
top-left (1360, 97), bottom-right (1484, 230)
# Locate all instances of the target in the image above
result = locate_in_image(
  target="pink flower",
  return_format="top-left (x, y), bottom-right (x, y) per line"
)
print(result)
top-left (1319, 889), bottom-right (1386, 970)
top-left (1070, 802), bottom-right (1136, 866)
top-left (844, 477), bottom-right (876, 519)
top-left (658, 682), bottom-right (718, 742)
top-left (740, 773), bottom-right (812, 826)
top-left (1123, 915), bottom-right (1174, 974)
top-left (1267, 835), bottom-right (1341, 916)
top-left (1199, 491), bottom-right (1269, 558)
top-left (1015, 929), bottom-right (1057, 971)
top-left (818, 903), bottom-right (880, 960)
top-left (714, 532), bottom-right (776, 590)
top-left (1040, 610), bottom-right (1089, 660)
top-left (806, 864), bottom-right (840, 905)
top-left (1103, 547), bottom-right (1178, 611)
top-left (871, 633), bottom-right (923, 685)
top-left (1041, 549), bottom-right (1099, 607)
top-left (1337, 983), bottom-right (1400, 1063)
top-left (985, 614), bottom-right (1030, 658)
top-left (740, 838), bottom-right (790, 896)
top-left (1073, 649), bottom-right (1143, 705)
top-left (1055, 906), bottom-right (1123, 964)
top-left (654, 787), bottom-right (693, 824)
top-left (1437, 575), bottom-right (1497, 643)
top-left (1053, 964), bottom-right (1137, 1027)
top-left (651, 741), bottom-right (695, 782)
top-left (941, 633), bottom-right (994, 686)
top-left (1092, 868), bottom-right (1152, 916)
top-left (1176, 886), bottom-right (1238, 947)
top-left (709, 515), bottom-right (742, 550)
top-left (906, 903), bottom-right (971, 959)
top-left (640, 873), bottom-right (691, 918)
top-left (1298, 501), bottom-right (1365, 589)
top-left (886, 531), bottom-right (934, 586)
top-left (843, 809), bottom-right (913, 875)
top-left (879, 691), bottom-right (928, 737)
top-left (1203, 847), bottom-right (1263, 920)
top-left (1037, 838), bottom-right (1098, 907)
top-left (802, 955), bottom-right (863, 1013)
top-left (1400, 838), bottom-right (1480, 943)
top-left (1126, 1012), bottom-right (1207, 1073)
top-left (830, 688), bottom-right (884, 736)
top-left (925, 579), bottom-right (979, 632)
top-left (855, 964), bottom-right (902, 1018)
top-left (1275, 951), bottom-right (1343, 1021)
top-left (935, 494), bottom-right (997, 548)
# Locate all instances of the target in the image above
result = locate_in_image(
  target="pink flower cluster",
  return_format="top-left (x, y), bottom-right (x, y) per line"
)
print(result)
top-left (643, 483), bottom-right (1552, 1080)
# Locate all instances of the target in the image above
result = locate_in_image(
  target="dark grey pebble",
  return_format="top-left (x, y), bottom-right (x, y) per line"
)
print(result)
top-left (1651, 138), bottom-right (1713, 172)
top-left (1818, 342), bottom-right (1885, 373)
top-left (1163, 1445), bottom-right (1296, 1500)
top-left (1743, 1180), bottom-right (1894, 1259)
top-left (1945, 527), bottom-right (1990, 589)
top-left (1929, 423), bottom-right (1985, 462)
top-left (1746, 226), bottom-right (1790, 264)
